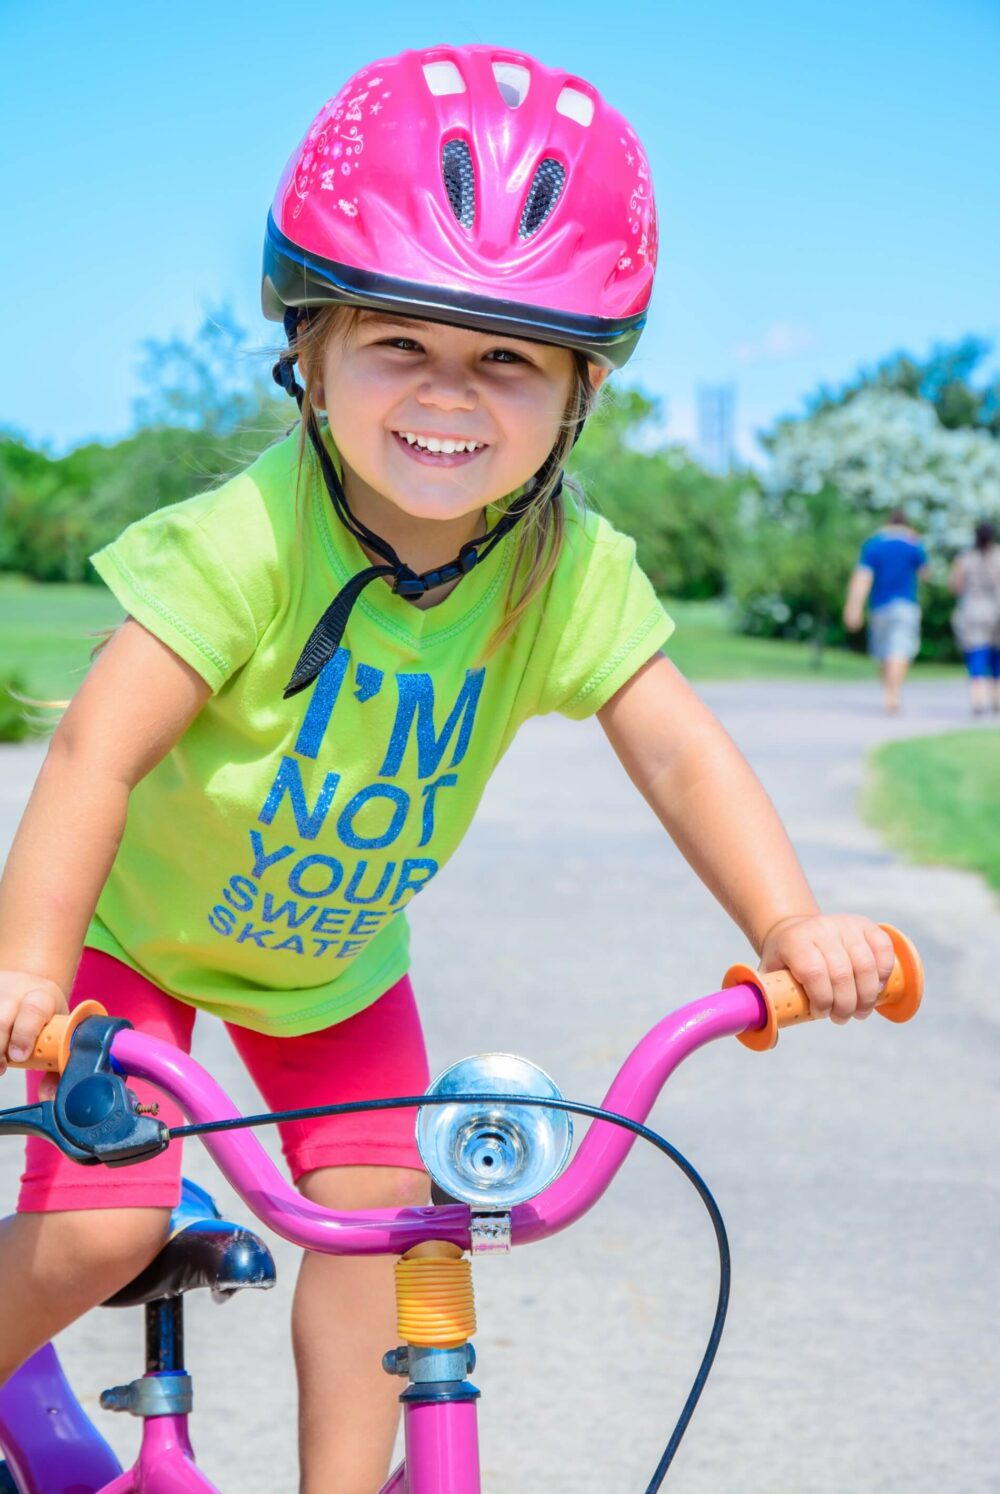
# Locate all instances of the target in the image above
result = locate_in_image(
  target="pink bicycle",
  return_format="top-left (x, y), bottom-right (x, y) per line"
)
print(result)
top-left (0, 926), bottom-right (923, 1492)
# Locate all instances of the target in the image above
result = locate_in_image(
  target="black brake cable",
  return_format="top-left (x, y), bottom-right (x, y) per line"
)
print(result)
top-left (171, 1092), bottom-right (729, 1491)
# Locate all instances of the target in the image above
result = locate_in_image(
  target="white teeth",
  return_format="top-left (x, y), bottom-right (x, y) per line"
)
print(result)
top-left (396, 432), bottom-right (485, 454)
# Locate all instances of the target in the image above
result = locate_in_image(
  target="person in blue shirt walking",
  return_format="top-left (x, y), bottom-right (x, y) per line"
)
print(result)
top-left (843, 508), bottom-right (929, 713)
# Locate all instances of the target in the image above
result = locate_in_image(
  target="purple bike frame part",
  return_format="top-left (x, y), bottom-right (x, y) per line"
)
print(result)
top-left (99, 1415), bottom-right (219, 1493)
top-left (0, 1343), bottom-right (122, 1492)
top-left (112, 984), bottom-right (765, 1257)
top-left (511, 984), bottom-right (766, 1244)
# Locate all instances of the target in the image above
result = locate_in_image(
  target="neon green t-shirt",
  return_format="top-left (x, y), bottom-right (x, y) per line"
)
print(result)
top-left (87, 430), bottom-right (673, 1035)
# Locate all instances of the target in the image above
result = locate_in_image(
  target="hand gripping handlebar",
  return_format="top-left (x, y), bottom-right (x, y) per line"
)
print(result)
top-left (725, 923), bottom-right (923, 1052)
top-left (5, 999), bottom-right (108, 1072)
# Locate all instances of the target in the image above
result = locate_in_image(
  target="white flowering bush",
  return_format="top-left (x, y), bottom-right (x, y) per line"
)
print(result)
top-left (765, 390), bottom-right (1000, 551)
top-left (732, 390), bottom-right (1000, 658)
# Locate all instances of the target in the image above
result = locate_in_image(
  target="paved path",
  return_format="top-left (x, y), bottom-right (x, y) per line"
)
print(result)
top-left (1, 679), bottom-right (998, 1492)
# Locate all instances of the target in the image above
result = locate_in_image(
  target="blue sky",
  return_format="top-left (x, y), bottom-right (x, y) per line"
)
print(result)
top-left (2, 0), bottom-right (997, 463)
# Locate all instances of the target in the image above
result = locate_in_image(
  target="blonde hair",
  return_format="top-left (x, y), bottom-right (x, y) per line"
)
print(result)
top-left (278, 305), bottom-right (598, 654)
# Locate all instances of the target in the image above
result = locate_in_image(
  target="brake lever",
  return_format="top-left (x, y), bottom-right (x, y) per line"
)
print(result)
top-left (0, 1016), bottom-right (169, 1167)
top-left (0, 1097), bottom-right (95, 1162)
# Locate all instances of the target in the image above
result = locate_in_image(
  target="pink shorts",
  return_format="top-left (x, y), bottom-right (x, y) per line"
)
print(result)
top-left (18, 949), bottom-right (429, 1214)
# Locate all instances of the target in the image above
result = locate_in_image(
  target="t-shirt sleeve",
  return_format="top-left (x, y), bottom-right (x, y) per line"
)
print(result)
top-left (859, 537), bottom-right (878, 570)
top-left (537, 509), bottom-right (674, 719)
top-left (89, 473), bottom-right (276, 694)
top-left (915, 543), bottom-right (929, 569)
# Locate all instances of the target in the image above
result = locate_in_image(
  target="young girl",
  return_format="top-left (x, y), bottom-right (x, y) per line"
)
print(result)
top-left (0, 46), bottom-right (894, 1493)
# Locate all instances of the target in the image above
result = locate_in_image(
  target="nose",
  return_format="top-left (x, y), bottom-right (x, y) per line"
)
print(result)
top-left (416, 359), bottom-right (477, 412)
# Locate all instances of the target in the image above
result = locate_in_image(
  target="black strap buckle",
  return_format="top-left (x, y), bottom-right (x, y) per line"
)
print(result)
top-left (393, 568), bottom-right (430, 599)
top-left (395, 548), bottom-right (479, 599)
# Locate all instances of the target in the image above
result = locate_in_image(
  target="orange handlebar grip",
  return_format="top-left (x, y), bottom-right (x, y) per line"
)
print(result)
top-left (6, 1001), bottom-right (108, 1073)
top-left (726, 924), bottom-right (923, 1052)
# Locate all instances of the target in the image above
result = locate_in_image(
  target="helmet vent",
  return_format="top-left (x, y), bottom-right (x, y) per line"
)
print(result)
top-left (555, 86), bottom-right (595, 127)
top-left (423, 60), bottom-right (466, 96)
top-left (518, 158), bottom-right (566, 238)
top-left (442, 139), bottom-right (476, 230)
top-left (492, 61), bottom-right (530, 108)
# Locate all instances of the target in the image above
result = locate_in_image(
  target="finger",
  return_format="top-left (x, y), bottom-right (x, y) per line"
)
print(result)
top-left (865, 925), bottom-right (897, 988)
top-left (824, 945), bottom-right (858, 1025)
top-left (39, 1073), bottom-right (58, 1102)
top-left (0, 996), bottom-right (15, 1076)
top-left (789, 945), bottom-right (834, 1019)
top-left (8, 988), bottom-right (59, 1063)
top-left (846, 939), bottom-right (881, 1018)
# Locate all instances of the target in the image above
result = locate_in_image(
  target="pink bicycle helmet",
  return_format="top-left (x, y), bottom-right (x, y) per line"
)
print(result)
top-left (263, 44), bottom-right (657, 367)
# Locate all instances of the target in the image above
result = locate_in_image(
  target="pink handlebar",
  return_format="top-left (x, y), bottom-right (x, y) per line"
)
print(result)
top-left (111, 982), bottom-right (769, 1255)
top-left (113, 1029), bottom-right (471, 1256)
top-left (511, 985), bottom-right (764, 1243)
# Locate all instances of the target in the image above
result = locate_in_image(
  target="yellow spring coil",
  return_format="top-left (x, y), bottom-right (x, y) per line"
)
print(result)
top-left (395, 1241), bottom-right (476, 1348)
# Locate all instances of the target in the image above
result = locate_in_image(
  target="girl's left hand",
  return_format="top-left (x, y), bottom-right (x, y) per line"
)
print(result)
top-left (758, 915), bottom-right (897, 1025)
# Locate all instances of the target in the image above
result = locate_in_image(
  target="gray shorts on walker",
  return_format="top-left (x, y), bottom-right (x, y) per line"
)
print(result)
top-left (867, 600), bottom-right (920, 661)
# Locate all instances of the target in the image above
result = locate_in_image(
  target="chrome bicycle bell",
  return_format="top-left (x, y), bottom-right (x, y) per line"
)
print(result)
top-left (417, 1054), bottom-right (572, 1210)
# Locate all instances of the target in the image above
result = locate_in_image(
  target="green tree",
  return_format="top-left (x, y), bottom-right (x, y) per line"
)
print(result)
top-left (0, 312), bottom-right (286, 584)
top-left (805, 335), bottom-right (1000, 438)
top-left (571, 389), bottom-right (745, 599)
top-left (132, 306), bottom-right (282, 437)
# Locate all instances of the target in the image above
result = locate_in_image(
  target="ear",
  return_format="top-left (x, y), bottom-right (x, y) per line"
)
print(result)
top-left (587, 363), bottom-right (611, 393)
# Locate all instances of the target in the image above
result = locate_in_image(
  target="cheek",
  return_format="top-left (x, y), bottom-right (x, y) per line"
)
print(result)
top-left (500, 382), bottom-right (571, 464)
top-left (323, 374), bottom-right (389, 467)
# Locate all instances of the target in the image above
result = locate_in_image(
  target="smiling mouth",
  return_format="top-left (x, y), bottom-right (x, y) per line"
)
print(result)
top-left (393, 430), bottom-right (489, 461)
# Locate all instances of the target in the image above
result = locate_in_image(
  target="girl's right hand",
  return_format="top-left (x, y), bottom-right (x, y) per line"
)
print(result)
top-left (0, 972), bottom-right (68, 1076)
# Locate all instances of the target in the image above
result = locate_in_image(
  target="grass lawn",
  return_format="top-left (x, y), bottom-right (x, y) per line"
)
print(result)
top-left (0, 576), bottom-right (124, 704)
top-left (664, 599), bottom-right (960, 682)
top-left (0, 579), bottom-right (961, 719)
top-left (864, 730), bottom-right (1000, 897)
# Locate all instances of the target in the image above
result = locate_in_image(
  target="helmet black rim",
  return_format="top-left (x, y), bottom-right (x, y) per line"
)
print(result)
top-left (262, 214), bottom-right (646, 369)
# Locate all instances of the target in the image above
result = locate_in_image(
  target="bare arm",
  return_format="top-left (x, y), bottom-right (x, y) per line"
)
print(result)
top-left (842, 565), bottom-right (873, 631)
top-left (0, 620), bottom-right (211, 1063)
top-left (947, 556), bottom-right (966, 596)
top-left (598, 653), bottom-right (818, 950)
top-left (598, 653), bottom-right (895, 1021)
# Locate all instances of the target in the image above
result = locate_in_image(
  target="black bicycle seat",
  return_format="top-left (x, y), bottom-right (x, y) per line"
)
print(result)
top-left (102, 1178), bottom-right (276, 1307)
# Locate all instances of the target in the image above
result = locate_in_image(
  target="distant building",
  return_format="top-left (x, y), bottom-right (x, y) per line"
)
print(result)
top-left (697, 383), bottom-right (737, 473)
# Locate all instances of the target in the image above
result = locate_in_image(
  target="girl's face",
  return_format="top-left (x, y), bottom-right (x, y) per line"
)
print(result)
top-left (313, 312), bottom-right (601, 526)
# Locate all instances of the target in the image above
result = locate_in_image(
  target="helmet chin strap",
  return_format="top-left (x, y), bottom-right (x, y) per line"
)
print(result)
top-left (273, 308), bottom-right (569, 700)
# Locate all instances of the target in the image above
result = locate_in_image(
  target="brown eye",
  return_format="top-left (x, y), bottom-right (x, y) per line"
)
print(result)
top-left (486, 347), bottom-right (527, 364)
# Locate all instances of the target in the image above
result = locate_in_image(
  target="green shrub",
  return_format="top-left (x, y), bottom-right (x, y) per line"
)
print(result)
top-left (570, 389), bottom-right (745, 600)
top-left (0, 673), bottom-right (31, 742)
top-left (727, 485), bottom-right (864, 652)
top-left (917, 583), bottom-right (962, 663)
